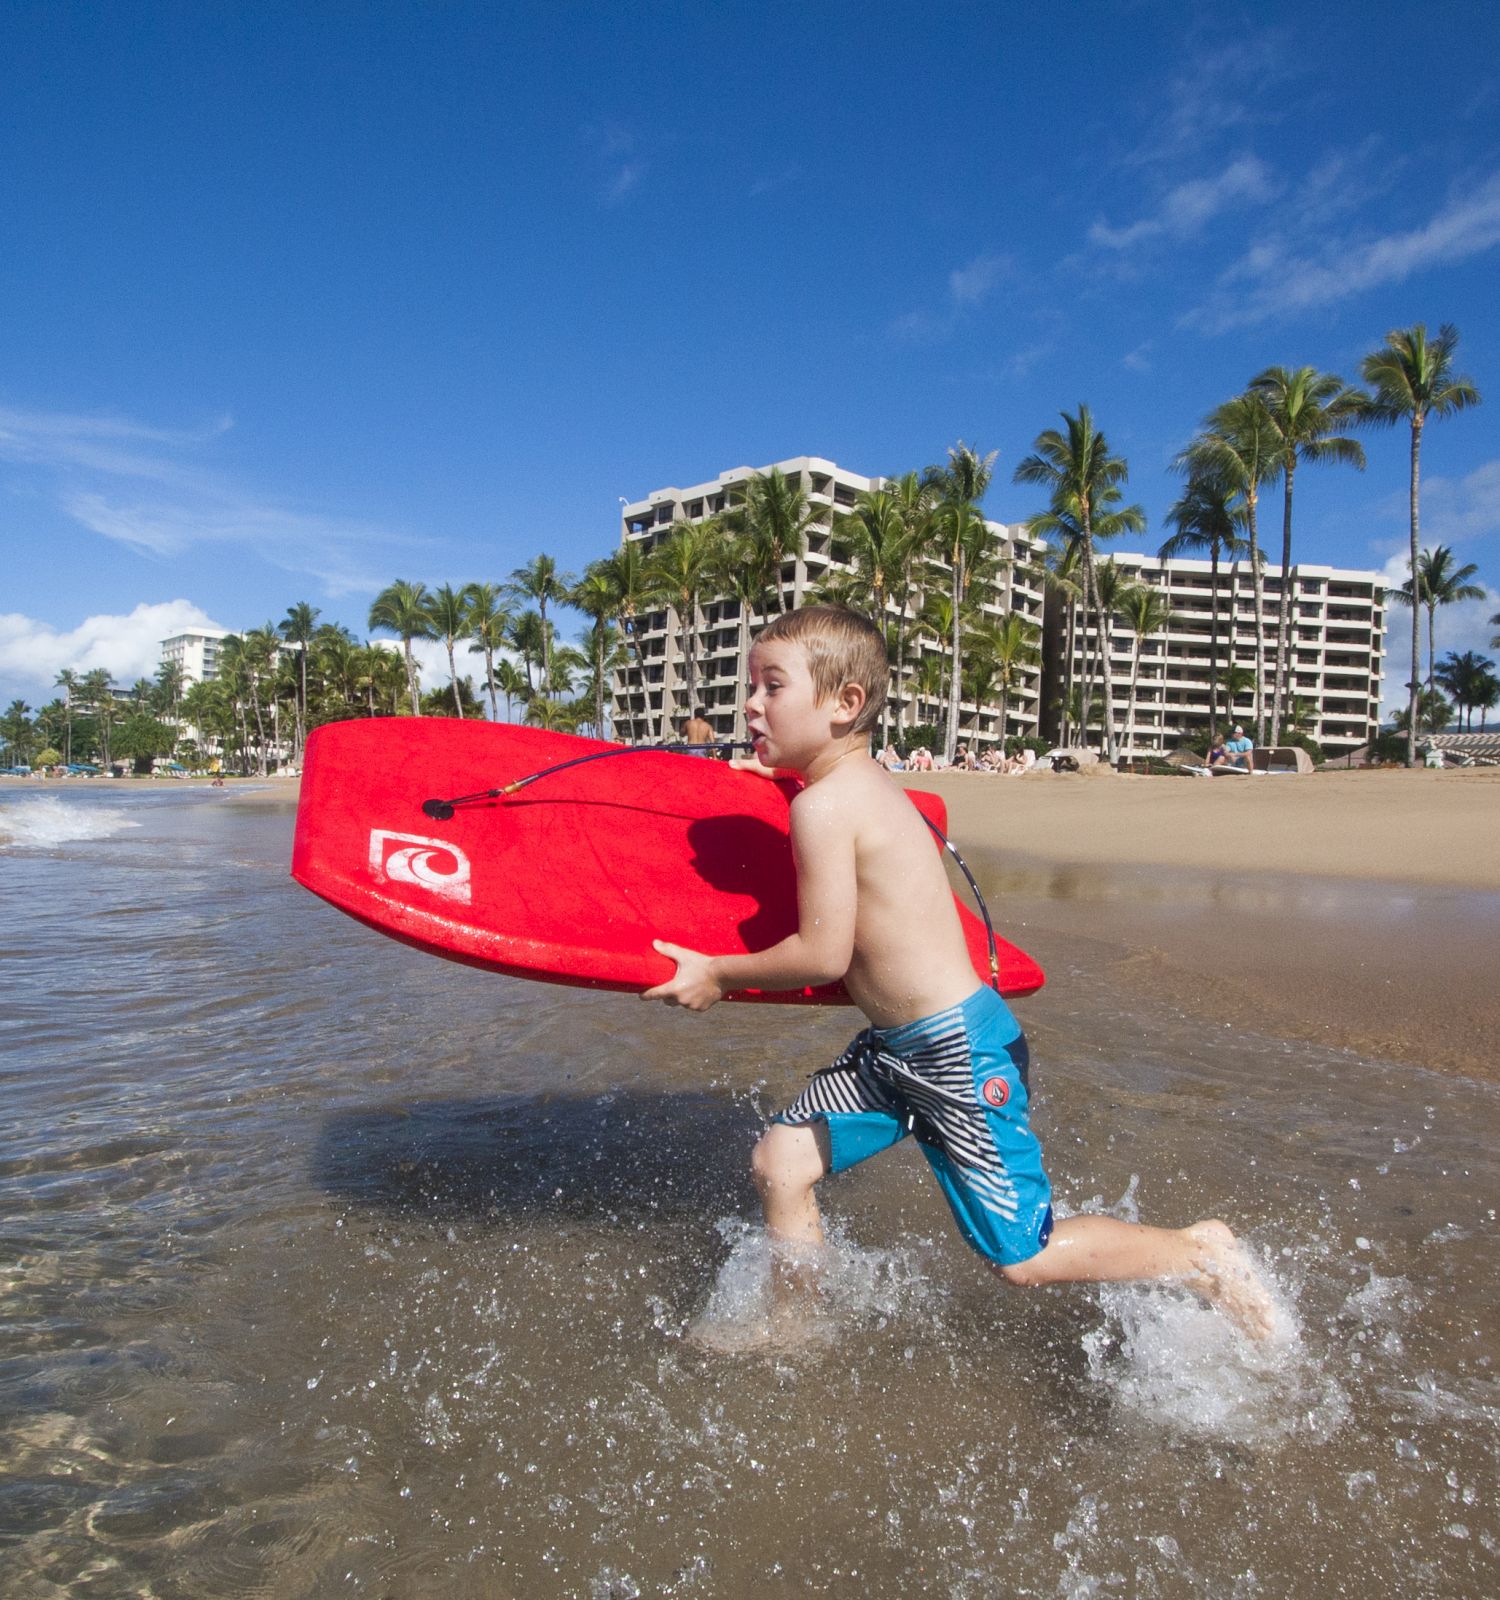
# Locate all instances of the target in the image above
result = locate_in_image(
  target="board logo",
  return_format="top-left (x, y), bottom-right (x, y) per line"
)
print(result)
top-left (980, 1076), bottom-right (1010, 1109)
top-left (368, 830), bottom-right (472, 904)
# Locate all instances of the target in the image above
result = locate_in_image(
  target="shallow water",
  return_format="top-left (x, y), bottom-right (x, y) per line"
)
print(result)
top-left (2, 786), bottom-right (1496, 1597)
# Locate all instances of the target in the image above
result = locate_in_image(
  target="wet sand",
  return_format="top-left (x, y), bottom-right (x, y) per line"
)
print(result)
top-left (901, 767), bottom-right (1500, 1084)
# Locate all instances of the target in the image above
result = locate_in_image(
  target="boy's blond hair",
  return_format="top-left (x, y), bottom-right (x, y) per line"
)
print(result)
top-left (755, 604), bottom-right (888, 737)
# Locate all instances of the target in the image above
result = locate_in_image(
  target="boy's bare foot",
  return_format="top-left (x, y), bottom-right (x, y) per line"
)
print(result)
top-left (1183, 1220), bottom-right (1281, 1342)
top-left (686, 1299), bottom-right (828, 1355)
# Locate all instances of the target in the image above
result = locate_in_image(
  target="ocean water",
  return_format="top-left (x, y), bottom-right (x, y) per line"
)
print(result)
top-left (2, 785), bottom-right (1496, 1598)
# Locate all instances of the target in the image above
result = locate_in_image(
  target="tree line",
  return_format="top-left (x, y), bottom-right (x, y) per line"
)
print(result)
top-left (4, 323), bottom-right (1493, 775)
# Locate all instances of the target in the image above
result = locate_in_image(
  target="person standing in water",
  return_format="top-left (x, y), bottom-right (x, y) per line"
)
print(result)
top-left (680, 708), bottom-right (715, 752)
top-left (645, 604), bottom-right (1276, 1341)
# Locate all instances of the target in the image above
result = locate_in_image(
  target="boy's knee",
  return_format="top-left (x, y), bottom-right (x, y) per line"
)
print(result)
top-left (992, 1255), bottom-right (1048, 1289)
top-left (751, 1121), bottom-right (826, 1196)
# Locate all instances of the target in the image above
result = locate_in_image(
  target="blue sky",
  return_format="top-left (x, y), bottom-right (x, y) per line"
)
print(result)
top-left (3, 0), bottom-right (1498, 712)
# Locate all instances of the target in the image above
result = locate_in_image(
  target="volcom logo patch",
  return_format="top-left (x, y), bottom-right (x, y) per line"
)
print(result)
top-left (980, 1076), bottom-right (1011, 1109)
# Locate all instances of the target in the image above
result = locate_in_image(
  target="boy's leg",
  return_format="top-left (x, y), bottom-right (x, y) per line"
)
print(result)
top-left (750, 1120), bottom-right (829, 1248)
top-left (997, 1215), bottom-right (1277, 1339)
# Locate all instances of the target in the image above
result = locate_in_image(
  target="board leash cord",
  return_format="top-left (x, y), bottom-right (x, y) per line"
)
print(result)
top-left (420, 741), bottom-right (1002, 994)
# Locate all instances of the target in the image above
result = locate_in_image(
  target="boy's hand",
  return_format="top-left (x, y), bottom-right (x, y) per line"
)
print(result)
top-left (643, 940), bottom-right (725, 1011)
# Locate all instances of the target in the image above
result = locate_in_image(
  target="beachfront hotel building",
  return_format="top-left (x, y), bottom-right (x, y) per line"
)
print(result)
top-left (1051, 554), bottom-right (1386, 760)
top-left (160, 628), bottom-right (232, 687)
top-left (611, 455), bottom-right (1046, 744)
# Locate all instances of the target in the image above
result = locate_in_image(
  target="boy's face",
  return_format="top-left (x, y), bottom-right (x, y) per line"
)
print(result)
top-left (744, 639), bottom-right (840, 771)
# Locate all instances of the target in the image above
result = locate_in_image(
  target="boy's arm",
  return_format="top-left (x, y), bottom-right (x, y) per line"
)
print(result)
top-left (643, 786), bottom-right (857, 1011)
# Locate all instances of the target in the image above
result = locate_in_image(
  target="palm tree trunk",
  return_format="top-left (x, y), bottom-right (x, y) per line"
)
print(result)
top-left (1126, 639), bottom-right (1143, 765)
top-left (1246, 485), bottom-right (1266, 736)
top-left (447, 642), bottom-right (465, 717)
top-left (1061, 597), bottom-right (1076, 745)
top-left (485, 646), bottom-right (499, 720)
top-left (403, 640), bottom-right (420, 716)
top-left (1271, 463), bottom-right (1296, 741)
top-left (945, 552), bottom-right (963, 764)
top-left (1208, 544), bottom-right (1222, 743)
top-left (1407, 417), bottom-right (1422, 766)
top-left (1078, 558), bottom-right (1097, 738)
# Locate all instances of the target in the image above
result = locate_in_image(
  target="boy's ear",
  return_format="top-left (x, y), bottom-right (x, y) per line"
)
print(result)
top-left (830, 680), bottom-right (867, 732)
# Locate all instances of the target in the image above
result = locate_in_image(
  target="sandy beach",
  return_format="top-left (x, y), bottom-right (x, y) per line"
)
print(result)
top-left (898, 766), bottom-right (1500, 1083)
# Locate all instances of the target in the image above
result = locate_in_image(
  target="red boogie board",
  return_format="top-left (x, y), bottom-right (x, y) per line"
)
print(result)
top-left (291, 719), bottom-right (1045, 1004)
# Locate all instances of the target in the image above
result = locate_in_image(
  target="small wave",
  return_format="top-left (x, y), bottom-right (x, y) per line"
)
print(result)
top-left (0, 796), bottom-right (142, 848)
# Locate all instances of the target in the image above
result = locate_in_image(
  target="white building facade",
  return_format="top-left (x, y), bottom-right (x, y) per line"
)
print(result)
top-left (160, 628), bottom-right (232, 687)
top-left (1063, 554), bottom-right (1385, 759)
top-left (612, 455), bottom-right (1046, 746)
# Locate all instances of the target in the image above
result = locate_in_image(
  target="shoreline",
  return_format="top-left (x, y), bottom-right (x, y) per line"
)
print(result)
top-left (11, 765), bottom-right (1494, 1081)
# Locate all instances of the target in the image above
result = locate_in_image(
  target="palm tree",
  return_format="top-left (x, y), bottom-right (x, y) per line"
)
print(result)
top-left (277, 601), bottom-right (320, 759)
top-left (368, 579), bottom-right (433, 714)
top-left (712, 529), bottom-right (780, 742)
top-left (1358, 324), bottom-right (1482, 765)
top-left (978, 611), bottom-right (1042, 749)
top-left (1175, 395), bottom-right (1282, 731)
top-left (425, 583), bottom-right (474, 717)
top-left (1160, 474), bottom-right (1249, 742)
top-left (590, 541), bottom-right (667, 741)
top-left (1248, 366), bottom-right (1366, 742)
top-left (506, 610), bottom-right (548, 695)
top-left (880, 471), bottom-right (940, 735)
top-left (54, 667), bottom-right (79, 765)
top-left (646, 516), bottom-right (722, 726)
top-left (1384, 544), bottom-right (1486, 698)
top-left (1014, 409), bottom-right (1144, 763)
top-left (925, 443), bottom-right (998, 763)
top-left (1435, 650), bottom-right (1498, 731)
top-left (461, 583), bottom-right (510, 721)
top-left (492, 658), bottom-right (528, 722)
top-left (506, 555), bottom-right (574, 688)
top-left (569, 565), bottom-right (624, 738)
top-left (725, 466), bottom-right (820, 613)
top-left (1118, 582), bottom-right (1175, 761)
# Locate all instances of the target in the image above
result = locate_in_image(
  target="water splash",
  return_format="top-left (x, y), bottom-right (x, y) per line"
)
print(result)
top-left (686, 1216), bottom-right (942, 1353)
top-left (0, 796), bottom-right (141, 848)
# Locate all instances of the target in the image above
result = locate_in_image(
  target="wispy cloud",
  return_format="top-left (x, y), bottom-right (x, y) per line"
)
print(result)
top-left (1183, 170), bottom-right (1500, 332)
top-left (1089, 156), bottom-right (1276, 251)
top-left (1113, 31), bottom-right (1302, 171)
top-left (585, 122), bottom-right (647, 208)
top-left (888, 251), bottom-right (1014, 345)
top-left (0, 402), bottom-right (425, 596)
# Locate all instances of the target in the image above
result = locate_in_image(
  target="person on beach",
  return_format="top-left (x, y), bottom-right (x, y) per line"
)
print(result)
top-left (680, 709), bottom-right (715, 752)
top-left (1224, 726), bottom-right (1255, 771)
top-left (644, 603), bottom-right (1276, 1343)
top-left (1207, 733), bottom-right (1229, 768)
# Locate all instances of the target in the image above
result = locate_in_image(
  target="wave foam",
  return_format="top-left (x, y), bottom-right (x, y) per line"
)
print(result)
top-left (0, 796), bottom-right (142, 848)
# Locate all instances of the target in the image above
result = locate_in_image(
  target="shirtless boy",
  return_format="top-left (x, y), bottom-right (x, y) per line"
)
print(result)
top-left (645, 605), bottom-right (1275, 1339)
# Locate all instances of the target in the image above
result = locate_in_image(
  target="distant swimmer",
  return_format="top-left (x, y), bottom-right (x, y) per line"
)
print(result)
top-left (645, 603), bottom-right (1281, 1347)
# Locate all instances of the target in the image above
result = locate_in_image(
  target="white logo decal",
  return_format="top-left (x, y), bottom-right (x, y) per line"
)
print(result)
top-left (369, 830), bottom-right (472, 904)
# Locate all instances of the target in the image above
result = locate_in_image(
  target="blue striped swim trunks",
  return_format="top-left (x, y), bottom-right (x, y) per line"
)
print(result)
top-left (774, 985), bottom-right (1054, 1266)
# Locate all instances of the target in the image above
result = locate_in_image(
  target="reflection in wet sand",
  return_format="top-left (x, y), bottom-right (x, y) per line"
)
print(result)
top-left (1, 787), bottom-right (1496, 1596)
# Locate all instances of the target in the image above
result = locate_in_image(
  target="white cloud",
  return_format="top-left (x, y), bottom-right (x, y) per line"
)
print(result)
top-left (0, 402), bottom-right (425, 597)
top-left (0, 601), bottom-right (229, 699)
top-left (1088, 156), bottom-right (1276, 251)
top-left (948, 252), bottom-right (1010, 307)
top-left (1184, 169), bottom-right (1500, 331)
